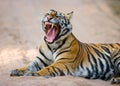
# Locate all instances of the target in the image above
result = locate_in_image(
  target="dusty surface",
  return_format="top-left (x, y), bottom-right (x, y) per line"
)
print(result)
top-left (0, 0), bottom-right (120, 86)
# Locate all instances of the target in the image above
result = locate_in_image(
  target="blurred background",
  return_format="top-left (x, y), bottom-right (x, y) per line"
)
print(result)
top-left (0, 0), bottom-right (120, 48)
top-left (0, 0), bottom-right (120, 85)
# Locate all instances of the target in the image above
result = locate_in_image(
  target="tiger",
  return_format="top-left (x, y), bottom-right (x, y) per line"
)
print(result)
top-left (10, 9), bottom-right (120, 84)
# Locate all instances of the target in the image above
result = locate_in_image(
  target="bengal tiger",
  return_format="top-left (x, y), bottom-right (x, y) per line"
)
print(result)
top-left (10, 10), bottom-right (120, 84)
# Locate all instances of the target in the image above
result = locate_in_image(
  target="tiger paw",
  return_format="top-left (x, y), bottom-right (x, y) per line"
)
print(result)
top-left (24, 71), bottom-right (39, 76)
top-left (10, 69), bottom-right (24, 76)
top-left (111, 77), bottom-right (120, 84)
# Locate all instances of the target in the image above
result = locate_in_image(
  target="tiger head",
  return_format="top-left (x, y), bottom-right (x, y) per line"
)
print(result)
top-left (42, 10), bottom-right (73, 44)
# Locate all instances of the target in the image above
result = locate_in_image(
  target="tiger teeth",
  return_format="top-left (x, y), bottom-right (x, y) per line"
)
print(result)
top-left (44, 22), bottom-right (56, 28)
top-left (51, 24), bottom-right (54, 28)
top-left (45, 22), bottom-right (47, 27)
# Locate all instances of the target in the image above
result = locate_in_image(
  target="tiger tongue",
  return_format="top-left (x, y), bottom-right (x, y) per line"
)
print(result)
top-left (46, 28), bottom-right (56, 43)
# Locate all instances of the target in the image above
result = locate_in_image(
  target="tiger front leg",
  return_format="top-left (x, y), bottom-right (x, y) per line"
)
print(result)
top-left (10, 66), bottom-right (39, 76)
top-left (26, 62), bottom-right (72, 78)
top-left (10, 56), bottom-right (50, 76)
top-left (10, 66), bottom-right (28, 76)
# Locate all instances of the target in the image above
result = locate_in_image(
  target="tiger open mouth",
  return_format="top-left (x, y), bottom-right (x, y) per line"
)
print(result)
top-left (44, 22), bottom-right (60, 43)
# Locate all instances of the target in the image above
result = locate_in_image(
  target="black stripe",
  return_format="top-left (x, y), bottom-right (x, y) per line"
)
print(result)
top-left (64, 65), bottom-right (72, 75)
top-left (101, 46), bottom-right (111, 54)
top-left (54, 67), bottom-right (65, 76)
top-left (113, 49), bottom-right (120, 58)
top-left (46, 43), bottom-right (52, 53)
top-left (86, 46), bottom-right (97, 64)
top-left (36, 57), bottom-right (48, 67)
top-left (35, 62), bottom-right (41, 70)
top-left (100, 55), bottom-right (110, 80)
top-left (85, 68), bottom-right (92, 79)
top-left (80, 59), bottom-right (84, 70)
top-left (116, 43), bottom-right (120, 46)
top-left (57, 29), bottom-right (70, 40)
top-left (39, 49), bottom-right (51, 61)
top-left (102, 65), bottom-right (110, 80)
top-left (57, 57), bottom-right (72, 61)
top-left (55, 50), bottom-right (71, 59)
top-left (51, 66), bottom-right (58, 76)
top-left (91, 46), bottom-right (101, 57)
top-left (113, 57), bottom-right (120, 65)
top-left (88, 51), bottom-right (99, 79)
top-left (106, 55), bottom-right (114, 69)
top-left (64, 65), bottom-right (69, 75)
top-left (51, 71), bottom-right (56, 77)
top-left (53, 37), bottom-right (67, 53)
top-left (61, 39), bottom-right (76, 50)
top-left (47, 68), bottom-right (52, 76)
top-left (87, 51), bottom-right (91, 62)
top-left (113, 52), bottom-right (119, 58)
top-left (99, 62), bottom-right (106, 80)
top-left (91, 53), bottom-right (99, 78)
top-left (101, 59), bottom-right (110, 80)
top-left (33, 61), bottom-right (40, 71)
top-left (98, 58), bottom-right (104, 77)
top-left (48, 67), bottom-right (56, 77)
top-left (33, 62), bottom-right (38, 70)
top-left (109, 44), bottom-right (113, 48)
top-left (86, 45), bottom-right (99, 78)
top-left (62, 29), bottom-right (70, 36)
top-left (90, 54), bottom-right (97, 64)
top-left (93, 52), bottom-right (111, 80)
top-left (88, 54), bottom-right (94, 77)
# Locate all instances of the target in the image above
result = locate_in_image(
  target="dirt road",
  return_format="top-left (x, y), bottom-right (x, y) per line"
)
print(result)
top-left (0, 0), bottom-right (120, 86)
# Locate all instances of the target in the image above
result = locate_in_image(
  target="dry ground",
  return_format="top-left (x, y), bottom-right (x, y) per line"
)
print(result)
top-left (0, 0), bottom-right (120, 86)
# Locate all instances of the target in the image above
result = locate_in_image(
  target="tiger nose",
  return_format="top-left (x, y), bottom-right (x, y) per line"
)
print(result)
top-left (47, 15), bottom-right (52, 21)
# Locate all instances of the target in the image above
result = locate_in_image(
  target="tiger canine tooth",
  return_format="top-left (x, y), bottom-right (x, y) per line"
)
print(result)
top-left (51, 24), bottom-right (54, 28)
top-left (45, 22), bottom-right (47, 27)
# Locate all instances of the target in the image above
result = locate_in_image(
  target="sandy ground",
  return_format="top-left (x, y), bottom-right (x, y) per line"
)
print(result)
top-left (0, 0), bottom-right (120, 86)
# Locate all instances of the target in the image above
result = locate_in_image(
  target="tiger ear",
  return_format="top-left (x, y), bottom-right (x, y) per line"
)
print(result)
top-left (66, 11), bottom-right (73, 20)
